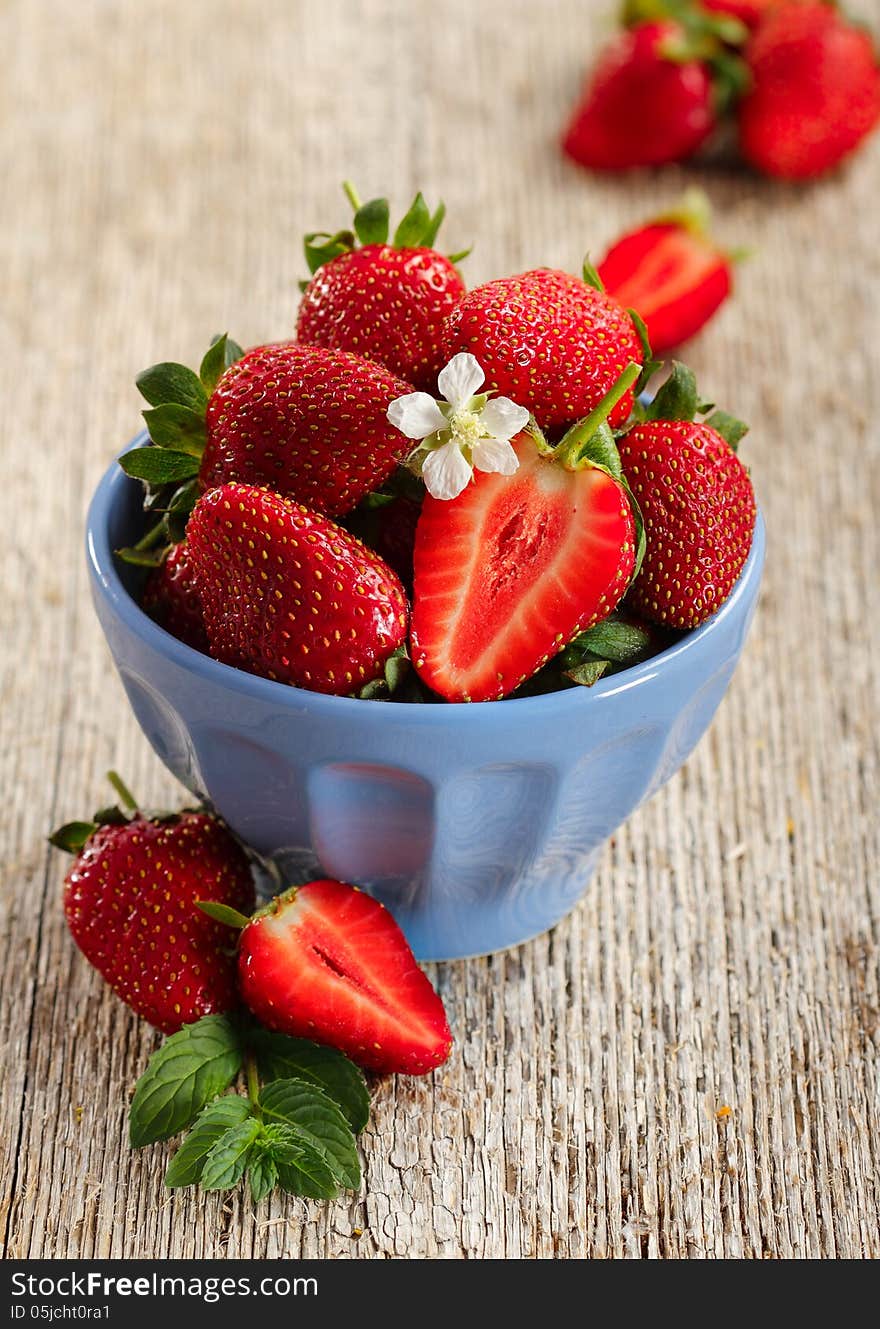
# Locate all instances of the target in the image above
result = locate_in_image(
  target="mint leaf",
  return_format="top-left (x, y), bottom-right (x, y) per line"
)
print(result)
top-left (141, 403), bottom-right (207, 454)
top-left (119, 446), bottom-right (201, 486)
top-left (165, 1096), bottom-right (253, 1188)
top-left (136, 362), bottom-right (207, 412)
top-left (571, 618), bottom-right (653, 664)
top-left (261, 1078), bottom-right (361, 1191)
top-left (393, 192), bottom-right (430, 248)
top-left (199, 334), bottom-right (243, 395)
top-left (200, 1118), bottom-right (261, 1190)
top-left (353, 198), bottom-right (390, 247)
top-left (248, 1151), bottom-right (279, 1204)
top-left (130, 1014), bottom-right (243, 1147)
top-left (564, 658), bottom-right (611, 687)
top-left (251, 1030), bottom-right (370, 1132)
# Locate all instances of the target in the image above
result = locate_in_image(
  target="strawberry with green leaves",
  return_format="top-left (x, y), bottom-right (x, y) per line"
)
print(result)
top-left (186, 482), bottom-right (409, 695)
top-left (121, 332), bottom-right (414, 524)
top-left (296, 184), bottom-right (468, 390)
top-left (50, 774), bottom-right (255, 1034)
top-left (390, 359), bottom-right (644, 702)
top-left (441, 268), bottom-right (644, 430)
top-left (597, 190), bottom-right (734, 354)
top-left (618, 363), bottom-right (756, 628)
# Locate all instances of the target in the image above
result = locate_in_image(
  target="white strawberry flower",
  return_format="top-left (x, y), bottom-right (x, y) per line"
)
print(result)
top-left (387, 353), bottom-right (529, 501)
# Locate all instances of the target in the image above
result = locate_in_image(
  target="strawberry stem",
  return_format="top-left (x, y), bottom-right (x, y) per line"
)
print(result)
top-left (552, 362), bottom-right (641, 470)
top-left (106, 770), bottom-right (138, 813)
top-left (245, 1051), bottom-right (262, 1118)
top-left (342, 180), bottom-right (362, 212)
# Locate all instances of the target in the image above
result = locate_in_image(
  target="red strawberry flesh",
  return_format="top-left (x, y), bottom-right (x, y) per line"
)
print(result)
top-left (411, 434), bottom-right (636, 702)
top-left (238, 879), bottom-right (453, 1076)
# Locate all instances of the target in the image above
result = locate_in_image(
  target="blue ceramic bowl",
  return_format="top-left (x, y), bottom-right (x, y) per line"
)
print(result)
top-left (86, 440), bottom-right (765, 961)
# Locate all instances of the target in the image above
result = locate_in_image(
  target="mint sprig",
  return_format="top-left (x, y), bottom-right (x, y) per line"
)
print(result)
top-left (131, 1015), bottom-right (369, 1204)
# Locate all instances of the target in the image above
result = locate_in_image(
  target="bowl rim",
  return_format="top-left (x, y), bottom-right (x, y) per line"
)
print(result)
top-left (86, 436), bottom-right (765, 723)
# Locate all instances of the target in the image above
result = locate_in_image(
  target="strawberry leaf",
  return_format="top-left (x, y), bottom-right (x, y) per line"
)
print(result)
top-left (251, 1030), bottom-right (370, 1132)
top-left (643, 361), bottom-right (699, 422)
top-left (706, 408), bottom-right (749, 451)
top-left (129, 1014), bottom-right (243, 1147)
top-left (260, 1078), bottom-right (361, 1191)
top-left (164, 1095), bottom-right (253, 1188)
top-left (200, 1117), bottom-right (262, 1190)
top-left (140, 404), bottom-right (207, 454)
top-left (136, 362), bottom-right (207, 413)
top-left (304, 229), bottom-right (355, 275)
top-left (195, 900), bottom-right (252, 930)
top-left (48, 820), bottom-right (98, 853)
top-left (119, 446), bottom-right (201, 486)
top-left (421, 200), bottom-right (447, 250)
top-left (581, 255), bottom-right (604, 292)
top-left (353, 198), bottom-right (390, 247)
top-left (199, 333), bottom-right (244, 395)
top-left (393, 192), bottom-right (431, 248)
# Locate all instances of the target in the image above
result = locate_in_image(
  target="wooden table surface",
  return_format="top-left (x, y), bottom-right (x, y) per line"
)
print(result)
top-left (2, 0), bottom-right (878, 1260)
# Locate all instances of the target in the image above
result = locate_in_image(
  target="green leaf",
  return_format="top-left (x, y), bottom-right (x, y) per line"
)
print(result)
top-left (251, 1031), bottom-right (370, 1133)
top-left (384, 646), bottom-right (410, 696)
top-left (447, 247), bottom-right (472, 265)
top-left (644, 361), bottom-right (699, 422)
top-left (564, 658), bottom-right (612, 687)
top-left (141, 403), bottom-right (207, 454)
top-left (628, 483), bottom-right (647, 583)
top-left (706, 409), bottom-right (749, 451)
top-left (115, 544), bottom-right (168, 568)
top-left (248, 1151), bottom-right (279, 1203)
top-left (164, 1096), bottom-right (253, 1189)
top-left (393, 191), bottom-right (431, 248)
top-left (48, 820), bottom-right (97, 852)
top-left (572, 617), bottom-right (653, 664)
top-left (557, 420), bottom-right (623, 479)
top-left (195, 900), bottom-right (252, 930)
top-left (129, 1014), bottom-right (243, 1147)
top-left (261, 1078), bottom-right (361, 1190)
top-left (200, 1118), bottom-right (262, 1191)
top-left (628, 309), bottom-right (663, 397)
top-left (358, 677), bottom-right (389, 701)
top-left (199, 334), bottom-right (243, 395)
top-left (581, 255), bottom-right (604, 292)
top-left (353, 197), bottom-right (390, 247)
top-left (361, 490), bottom-right (396, 509)
top-left (422, 200), bottom-right (447, 250)
top-left (304, 229), bottom-right (355, 275)
top-left (119, 446), bottom-right (201, 486)
top-left (136, 362), bottom-right (207, 412)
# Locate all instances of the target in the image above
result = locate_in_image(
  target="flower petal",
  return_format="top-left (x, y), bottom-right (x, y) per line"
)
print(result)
top-left (387, 392), bottom-right (447, 439)
top-left (422, 440), bottom-right (474, 501)
top-left (437, 353), bottom-right (485, 410)
top-left (471, 436), bottom-right (520, 476)
top-left (478, 396), bottom-right (530, 441)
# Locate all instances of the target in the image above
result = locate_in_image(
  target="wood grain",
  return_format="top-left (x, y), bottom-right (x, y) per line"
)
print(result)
top-left (1, 0), bottom-right (878, 1260)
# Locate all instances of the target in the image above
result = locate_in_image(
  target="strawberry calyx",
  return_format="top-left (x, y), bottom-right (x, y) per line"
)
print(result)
top-left (48, 771), bottom-right (214, 853)
top-left (116, 334), bottom-right (244, 567)
top-left (636, 359), bottom-right (749, 448)
top-left (621, 0), bottom-right (751, 113)
top-left (301, 183), bottom-right (470, 283)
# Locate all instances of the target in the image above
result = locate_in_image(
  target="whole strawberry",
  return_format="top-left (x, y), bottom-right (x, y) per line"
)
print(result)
top-left (598, 191), bottom-right (734, 354)
top-left (562, 20), bottom-right (717, 170)
top-left (142, 541), bottom-right (209, 652)
top-left (618, 366), bottom-right (756, 629)
top-left (442, 268), bottom-right (643, 430)
top-left (296, 185), bottom-right (468, 390)
top-left (125, 335), bottom-right (414, 522)
top-left (738, 2), bottom-right (880, 179)
top-left (187, 482), bottom-right (408, 695)
top-left (50, 775), bottom-right (255, 1034)
top-left (702, 0), bottom-right (779, 27)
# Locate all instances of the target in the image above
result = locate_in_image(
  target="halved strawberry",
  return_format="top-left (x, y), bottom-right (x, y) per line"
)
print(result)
top-left (410, 369), bottom-right (640, 702)
top-left (237, 880), bottom-right (452, 1076)
top-left (597, 191), bottom-right (733, 354)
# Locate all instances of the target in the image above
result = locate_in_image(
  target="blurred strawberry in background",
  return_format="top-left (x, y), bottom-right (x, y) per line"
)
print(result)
top-left (562, 0), bottom-right (879, 179)
top-left (598, 190), bottom-right (734, 353)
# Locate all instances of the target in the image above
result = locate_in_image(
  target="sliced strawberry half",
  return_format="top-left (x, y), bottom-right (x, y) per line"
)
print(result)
top-left (410, 368), bottom-right (641, 703)
top-left (237, 880), bottom-right (452, 1077)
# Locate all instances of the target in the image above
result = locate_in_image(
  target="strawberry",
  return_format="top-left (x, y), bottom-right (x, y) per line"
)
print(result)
top-left (738, 2), bottom-right (880, 179)
top-left (702, 0), bottom-right (779, 28)
top-left (410, 368), bottom-right (641, 702)
top-left (296, 185), bottom-right (468, 391)
top-left (562, 20), bottom-right (717, 170)
top-left (186, 483), bottom-right (408, 695)
top-left (142, 541), bottom-right (209, 652)
top-left (50, 776), bottom-right (255, 1035)
top-left (124, 335), bottom-right (414, 523)
top-left (597, 190), bottom-right (733, 354)
top-left (442, 269), bottom-right (643, 430)
top-left (370, 495), bottom-right (422, 591)
top-left (617, 365), bottom-right (756, 628)
top-left (236, 879), bottom-right (453, 1076)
